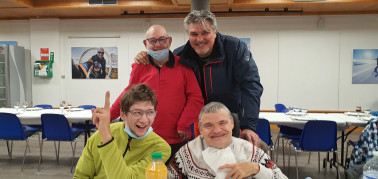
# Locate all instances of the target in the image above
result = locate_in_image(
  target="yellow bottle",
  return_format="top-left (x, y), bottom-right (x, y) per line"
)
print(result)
top-left (145, 152), bottom-right (167, 179)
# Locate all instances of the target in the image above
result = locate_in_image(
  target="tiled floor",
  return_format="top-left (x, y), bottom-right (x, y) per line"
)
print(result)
top-left (0, 128), bottom-right (361, 179)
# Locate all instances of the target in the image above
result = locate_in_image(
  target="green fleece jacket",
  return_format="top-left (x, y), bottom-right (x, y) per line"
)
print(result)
top-left (74, 122), bottom-right (171, 179)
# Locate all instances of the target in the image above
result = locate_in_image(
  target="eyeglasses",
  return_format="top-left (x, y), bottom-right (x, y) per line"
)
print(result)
top-left (128, 110), bottom-right (157, 119)
top-left (98, 52), bottom-right (104, 54)
top-left (145, 37), bottom-right (169, 45)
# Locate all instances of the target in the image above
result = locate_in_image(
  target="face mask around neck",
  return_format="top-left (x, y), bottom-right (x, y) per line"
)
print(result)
top-left (124, 126), bottom-right (153, 139)
top-left (147, 48), bottom-right (169, 61)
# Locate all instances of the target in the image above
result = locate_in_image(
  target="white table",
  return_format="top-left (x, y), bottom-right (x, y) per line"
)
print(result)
top-left (0, 108), bottom-right (92, 124)
top-left (0, 108), bottom-right (93, 145)
top-left (326, 113), bottom-right (368, 127)
top-left (259, 112), bottom-right (350, 130)
top-left (259, 112), bottom-right (373, 168)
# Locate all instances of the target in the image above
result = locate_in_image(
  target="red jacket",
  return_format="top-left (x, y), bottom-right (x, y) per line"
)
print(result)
top-left (110, 53), bottom-right (203, 144)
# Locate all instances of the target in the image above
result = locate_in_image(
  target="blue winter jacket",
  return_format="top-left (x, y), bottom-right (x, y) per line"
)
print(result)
top-left (173, 32), bottom-right (263, 131)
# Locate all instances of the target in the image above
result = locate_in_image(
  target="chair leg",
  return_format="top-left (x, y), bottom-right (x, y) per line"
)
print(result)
top-left (6, 141), bottom-right (10, 158)
top-left (37, 132), bottom-right (41, 148)
top-left (335, 151), bottom-right (340, 179)
top-left (282, 138), bottom-right (286, 169)
top-left (8, 141), bottom-right (14, 159)
top-left (22, 140), bottom-right (29, 172)
top-left (71, 141), bottom-right (78, 173)
top-left (288, 144), bottom-right (291, 170)
top-left (308, 152), bottom-right (311, 163)
top-left (27, 141), bottom-right (31, 153)
top-left (58, 141), bottom-right (61, 162)
top-left (325, 152), bottom-right (328, 172)
top-left (318, 152), bottom-right (320, 173)
top-left (38, 140), bottom-right (44, 172)
top-left (270, 146), bottom-right (275, 162)
top-left (274, 135), bottom-right (281, 163)
top-left (54, 141), bottom-right (61, 163)
top-left (295, 150), bottom-right (299, 179)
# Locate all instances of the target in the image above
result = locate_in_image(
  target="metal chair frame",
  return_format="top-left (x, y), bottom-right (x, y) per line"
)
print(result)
top-left (0, 113), bottom-right (39, 171)
top-left (38, 114), bottom-right (84, 173)
top-left (288, 120), bottom-right (340, 179)
top-left (256, 118), bottom-right (275, 160)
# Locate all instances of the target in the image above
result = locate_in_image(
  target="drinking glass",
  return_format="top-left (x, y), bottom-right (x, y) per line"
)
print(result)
top-left (356, 106), bottom-right (361, 119)
top-left (14, 102), bottom-right (20, 113)
top-left (364, 107), bottom-right (371, 116)
top-left (67, 101), bottom-right (72, 113)
top-left (60, 101), bottom-right (66, 114)
top-left (23, 101), bottom-right (28, 111)
top-left (301, 108), bottom-right (308, 115)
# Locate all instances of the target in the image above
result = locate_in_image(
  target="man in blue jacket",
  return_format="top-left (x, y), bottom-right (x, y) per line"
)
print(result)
top-left (135, 10), bottom-right (264, 147)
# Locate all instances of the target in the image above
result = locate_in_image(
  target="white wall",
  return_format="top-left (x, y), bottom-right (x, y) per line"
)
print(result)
top-left (0, 15), bottom-right (377, 110)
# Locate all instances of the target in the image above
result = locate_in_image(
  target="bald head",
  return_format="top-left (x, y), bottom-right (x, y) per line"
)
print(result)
top-left (143, 24), bottom-right (172, 53)
top-left (145, 25), bottom-right (168, 39)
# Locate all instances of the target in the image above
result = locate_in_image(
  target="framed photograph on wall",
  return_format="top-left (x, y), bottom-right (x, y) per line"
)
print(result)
top-left (352, 49), bottom-right (378, 84)
top-left (71, 46), bottom-right (118, 79)
top-left (239, 38), bottom-right (251, 50)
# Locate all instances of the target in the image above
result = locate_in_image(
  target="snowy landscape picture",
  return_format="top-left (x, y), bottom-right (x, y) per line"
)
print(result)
top-left (352, 49), bottom-right (378, 84)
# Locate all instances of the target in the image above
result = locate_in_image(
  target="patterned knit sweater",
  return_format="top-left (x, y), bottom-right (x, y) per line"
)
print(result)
top-left (168, 136), bottom-right (287, 179)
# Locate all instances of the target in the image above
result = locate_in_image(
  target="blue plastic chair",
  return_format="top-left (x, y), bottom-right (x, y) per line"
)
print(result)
top-left (256, 118), bottom-right (274, 159)
top-left (24, 104), bottom-right (53, 132)
top-left (39, 114), bottom-right (85, 173)
top-left (72, 105), bottom-right (97, 141)
top-left (34, 104), bottom-right (53, 109)
top-left (275, 103), bottom-right (288, 113)
top-left (0, 113), bottom-right (39, 171)
top-left (77, 105), bottom-right (96, 110)
top-left (274, 103), bottom-right (303, 168)
top-left (289, 120), bottom-right (339, 179)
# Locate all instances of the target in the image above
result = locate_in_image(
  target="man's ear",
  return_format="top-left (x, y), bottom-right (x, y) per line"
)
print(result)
top-left (120, 110), bottom-right (126, 121)
top-left (143, 40), bottom-right (147, 47)
top-left (168, 37), bottom-right (173, 46)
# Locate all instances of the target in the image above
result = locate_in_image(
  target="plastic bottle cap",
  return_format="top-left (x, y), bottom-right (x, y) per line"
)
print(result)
top-left (151, 152), bottom-right (162, 159)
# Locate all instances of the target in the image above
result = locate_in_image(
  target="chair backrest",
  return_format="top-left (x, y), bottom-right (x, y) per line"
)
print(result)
top-left (300, 120), bottom-right (337, 151)
top-left (274, 103), bottom-right (287, 113)
top-left (371, 111), bottom-right (378, 117)
top-left (41, 114), bottom-right (74, 141)
top-left (34, 104), bottom-right (53, 109)
top-left (256, 118), bottom-right (272, 146)
top-left (280, 125), bottom-right (302, 136)
top-left (0, 113), bottom-right (26, 140)
top-left (78, 105), bottom-right (96, 110)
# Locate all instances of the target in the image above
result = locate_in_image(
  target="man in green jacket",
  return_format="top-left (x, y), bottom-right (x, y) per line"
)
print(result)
top-left (74, 83), bottom-right (171, 178)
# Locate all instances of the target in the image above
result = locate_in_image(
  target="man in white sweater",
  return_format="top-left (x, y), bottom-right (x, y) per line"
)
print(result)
top-left (168, 102), bottom-right (287, 179)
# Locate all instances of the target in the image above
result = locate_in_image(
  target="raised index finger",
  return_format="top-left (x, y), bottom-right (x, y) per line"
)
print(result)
top-left (104, 91), bottom-right (110, 110)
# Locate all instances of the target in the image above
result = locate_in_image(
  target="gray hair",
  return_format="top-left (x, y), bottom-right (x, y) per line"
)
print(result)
top-left (97, 47), bottom-right (104, 53)
top-left (184, 10), bottom-right (217, 33)
top-left (198, 102), bottom-right (232, 126)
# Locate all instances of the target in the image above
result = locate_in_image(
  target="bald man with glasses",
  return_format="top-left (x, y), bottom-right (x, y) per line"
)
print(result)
top-left (110, 24), bottom-right (204, 163)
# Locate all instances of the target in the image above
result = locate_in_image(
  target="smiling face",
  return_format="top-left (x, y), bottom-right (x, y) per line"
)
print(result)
top-left (121, 101), bottom-right (155, 137)
top-left (143, 25), bottom-right (172, 51)
top-left (199, 109), bottom-right (234, 149)
top-left (97, 52), bottom-right (104, 59)
top-left (187, 21), bottom-right (217, 58)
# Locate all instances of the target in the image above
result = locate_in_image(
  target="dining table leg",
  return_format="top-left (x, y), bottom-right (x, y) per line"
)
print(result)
top-left (84, 120), bottom-right (90, 147)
